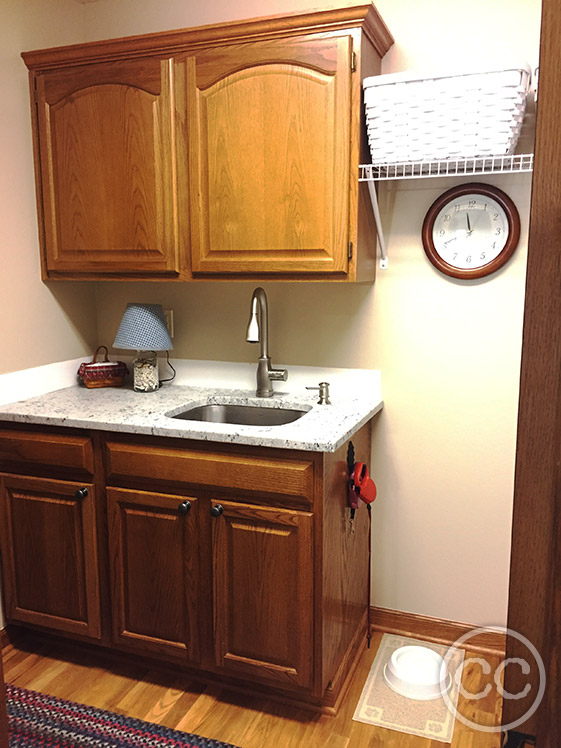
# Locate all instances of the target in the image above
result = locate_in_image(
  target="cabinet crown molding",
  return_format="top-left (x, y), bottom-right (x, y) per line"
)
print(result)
top-left (21, 4), bottom-right (394, 70)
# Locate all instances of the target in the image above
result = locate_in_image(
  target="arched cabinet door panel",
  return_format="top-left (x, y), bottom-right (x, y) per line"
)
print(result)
top-left (35, 57), bottom-right (179, 276)
top-left (185, 35), bottom-right (352, 275)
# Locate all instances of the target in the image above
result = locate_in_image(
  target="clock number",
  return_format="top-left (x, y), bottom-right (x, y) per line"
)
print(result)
top-left (453, 253), bottom-right (458, 260)
top-left (439, 229), bottom-right (445, 237)
top-left (495, 227), bottom-right (502, 235)
top-left (466, 256), bottom-right (472, 264)
top-left (454, 204), bottom-right (461, 212)
top-left (443, 214), bottom-right (451, 222)
top-left (480, 252), bottom-right (486, 260)
top-left (468, 200), bottom-right (476, 207)
top-left (493, 212), bottom-right (499, 220)
top-left (491, 242), bottom-right (496, 249)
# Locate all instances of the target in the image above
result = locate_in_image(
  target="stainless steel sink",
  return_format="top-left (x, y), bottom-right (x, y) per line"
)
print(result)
top-left (171, 403), bottom-right (308, 426)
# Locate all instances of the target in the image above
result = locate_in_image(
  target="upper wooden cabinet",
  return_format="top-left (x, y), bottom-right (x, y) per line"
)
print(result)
top-left (34, 58), bottom-right (179, 276)
top-left (22, 6), bottom-right (393, 281)
top-left (186, 36), bottom-right (351, 275)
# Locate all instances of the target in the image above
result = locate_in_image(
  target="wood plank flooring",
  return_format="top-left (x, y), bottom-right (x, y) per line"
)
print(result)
top-left (2, 631), bottom-right (505, 747)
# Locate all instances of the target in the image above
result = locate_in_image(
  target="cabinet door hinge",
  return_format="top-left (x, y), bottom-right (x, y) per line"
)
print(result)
top-left (351, 51), bottom-right (357, 73)
top-left (347, 241), bottom-right (354, 260)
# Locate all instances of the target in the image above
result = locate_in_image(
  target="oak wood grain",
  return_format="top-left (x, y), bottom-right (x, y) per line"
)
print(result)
top-left (0, 429), bottom-right (93, 474)
top-left (21, 5), bottom-right (393, 69)
top-left (187, 34), bottom-right (351, 275)
top-left (2, 633), bottom-right (503, 747)
top-left (22, 7), bottom-right (392, 283)
top-left (370, 606), bottom-right (506, 658)
top-left (0, 423), bottom-right (375, 711)
top-left (321, 422), bottom-right (370, 696)
top-left (211, 499), bottom-right (313, 689)
top-left (104, 438), bottom-right (315, 501)
top-left (504, 0), bottom-right (560, 742)
top-left (107, 487), bottom-right (200, 662)
top-left (0, 474), bottom-right (100, 638)
top-left (36, 58), bottom-right (179, 275)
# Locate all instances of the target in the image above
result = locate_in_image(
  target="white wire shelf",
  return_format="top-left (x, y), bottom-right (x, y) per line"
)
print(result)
top-left (361, 153), bottom-right (534, 270)
top-left (360, 153), bottom-right (534, 182)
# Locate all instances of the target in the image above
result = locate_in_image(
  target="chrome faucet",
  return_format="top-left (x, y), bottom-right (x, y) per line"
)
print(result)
top-left (246, 287), bottom-right (288, 397)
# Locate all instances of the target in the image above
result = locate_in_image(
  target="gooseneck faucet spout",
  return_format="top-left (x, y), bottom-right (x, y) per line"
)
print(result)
top-left (246, 287), bottom-right (288, 397)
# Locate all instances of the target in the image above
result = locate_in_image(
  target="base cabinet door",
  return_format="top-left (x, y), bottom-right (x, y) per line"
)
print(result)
top-left (0, 474), bottom-right (100, 638)
top-left (211, 499), bottom-right (314, 689)
top-left (107, 487), bottom-right (200, 662)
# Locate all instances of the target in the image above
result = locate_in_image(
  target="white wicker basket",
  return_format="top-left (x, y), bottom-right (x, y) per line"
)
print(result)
top-left (363, 65), bottom-right (531, 164)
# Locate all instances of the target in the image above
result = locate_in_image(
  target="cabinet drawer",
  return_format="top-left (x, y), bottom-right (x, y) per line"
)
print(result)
top-left (0, 430), bottom-right (94, 474)
top-left (105, 440), bottom-right (314, 500)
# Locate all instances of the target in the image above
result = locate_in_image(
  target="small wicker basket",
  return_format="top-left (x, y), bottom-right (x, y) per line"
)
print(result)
top-left (78, 346), bottom-right (129, 389)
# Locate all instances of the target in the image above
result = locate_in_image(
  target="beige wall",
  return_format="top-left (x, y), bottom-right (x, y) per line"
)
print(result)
top-left (0, 0), bottom-right (98, 375)
top-left (2, 0), bottom-right (542, 629)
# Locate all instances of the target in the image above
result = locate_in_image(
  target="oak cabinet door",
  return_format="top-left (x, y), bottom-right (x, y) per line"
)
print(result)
top-left (35, 58), bottom-right (179, 276)
top-left (0, 474), bottom-right (100, 638)
top-left (186, 35), bottom-right (352, 275)
top-left (107, 487), bottom-right (200, 662)
top-left (211, 499), bottom-right (314, 688)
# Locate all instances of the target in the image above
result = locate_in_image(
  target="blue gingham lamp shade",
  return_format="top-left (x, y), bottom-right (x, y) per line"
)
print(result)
top-left (113, 303), bottom-right (173, 351)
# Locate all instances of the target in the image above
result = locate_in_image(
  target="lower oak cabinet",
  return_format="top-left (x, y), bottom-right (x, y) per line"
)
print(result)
top-left (0, 424), bottom-right (371, 712)
top-left (107, 488), bottom-right (200, 662)
top-left (211, 500), bottom-right (314, 689)
top-left (1, 475), bottom-right (100, 638)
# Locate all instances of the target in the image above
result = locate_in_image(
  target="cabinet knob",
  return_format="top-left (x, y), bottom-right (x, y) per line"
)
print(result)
top-left (210, 504), bottom-right (224, 518)
top-left (74, 487), bottom-right (88, 500)
top-left (178, 500), bottom-right (191, 515)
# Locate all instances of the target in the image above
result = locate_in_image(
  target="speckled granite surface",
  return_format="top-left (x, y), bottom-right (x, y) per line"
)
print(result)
top-left (0, 382), bottom-right (383, 453)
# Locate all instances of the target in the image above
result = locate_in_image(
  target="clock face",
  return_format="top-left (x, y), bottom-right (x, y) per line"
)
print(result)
top-left (421, 183), bottom-right (521, 279)
top-left (432, 194), bottom-right (508, 270)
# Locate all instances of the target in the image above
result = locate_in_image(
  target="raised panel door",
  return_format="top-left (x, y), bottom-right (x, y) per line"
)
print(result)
top-left (35, 57), bottom-right (179, 276)
top-left (107, 487), bottom-right (200, 662)
top-left (211, 499), bottom-right (314, 688)
top-left (186, 35), bottom-right (352, 275)
top-left (0, 474), bottom-right (100, 638)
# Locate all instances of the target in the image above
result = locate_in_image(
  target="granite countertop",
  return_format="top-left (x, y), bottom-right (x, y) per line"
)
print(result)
top-left (0, 380), bottom-right (383, 453)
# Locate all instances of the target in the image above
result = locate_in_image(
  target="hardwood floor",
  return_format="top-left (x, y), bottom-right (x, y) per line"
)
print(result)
top-left (2, 631), bottom-right (504, 747)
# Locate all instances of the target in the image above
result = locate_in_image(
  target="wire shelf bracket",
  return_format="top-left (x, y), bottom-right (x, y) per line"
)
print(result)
top-left (360, 153), bottom-right (534, 269)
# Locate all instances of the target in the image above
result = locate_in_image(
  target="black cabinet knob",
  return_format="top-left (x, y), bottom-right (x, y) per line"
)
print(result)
top-left (74, 487), bottom-right (88, 500)
top-left (178, 500), bottom-right (191, 515)
top-left (210, 504), bottom-right (224, 518)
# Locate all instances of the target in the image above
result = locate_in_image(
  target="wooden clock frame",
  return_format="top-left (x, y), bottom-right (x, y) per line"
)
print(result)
top-left (421, 182), bottom-right (521, 280)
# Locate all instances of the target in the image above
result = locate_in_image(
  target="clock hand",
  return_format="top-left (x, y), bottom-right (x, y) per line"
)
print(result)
top-left (443, 237), bottom-right (457, 246)
top-left (466, 212), bottom-right (473, 236)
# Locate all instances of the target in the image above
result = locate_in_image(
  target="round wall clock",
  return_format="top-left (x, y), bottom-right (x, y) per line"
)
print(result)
top-left (421, 182), bottom-right (521, 279)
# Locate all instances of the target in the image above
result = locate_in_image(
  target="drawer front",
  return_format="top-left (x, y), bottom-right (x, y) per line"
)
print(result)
top-left (0, 429), bottom-right (94, 474)
top-left (105, 440), bottom-right (314, 501)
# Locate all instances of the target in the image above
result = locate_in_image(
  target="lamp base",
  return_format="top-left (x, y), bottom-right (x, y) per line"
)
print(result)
top-left (133, 352), bottom-right (159, 392)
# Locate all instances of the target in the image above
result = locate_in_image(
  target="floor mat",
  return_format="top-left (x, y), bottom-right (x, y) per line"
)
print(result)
top-left (353, 633), bottom-right (465, 743)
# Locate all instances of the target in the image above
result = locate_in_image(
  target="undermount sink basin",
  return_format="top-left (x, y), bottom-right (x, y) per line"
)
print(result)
top-left (172, 403), bottom-right (308, 426)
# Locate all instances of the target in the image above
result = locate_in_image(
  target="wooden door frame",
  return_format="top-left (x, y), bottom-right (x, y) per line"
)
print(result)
top-left (505, 0), bottom-right (560, 743)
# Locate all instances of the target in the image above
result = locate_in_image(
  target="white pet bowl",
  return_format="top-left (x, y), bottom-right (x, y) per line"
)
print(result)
top-left (383, 645), bottom-right (451, 701)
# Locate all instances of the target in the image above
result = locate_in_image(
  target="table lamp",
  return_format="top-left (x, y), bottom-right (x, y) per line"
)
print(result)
top-left (113, 303), bottom-right (173, 392)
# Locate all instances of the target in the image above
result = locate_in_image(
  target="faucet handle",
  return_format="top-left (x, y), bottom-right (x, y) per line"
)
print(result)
top-left (306, 381), bottom-right (331, 405)
top-left (269, 367), bottom-right (288, 382)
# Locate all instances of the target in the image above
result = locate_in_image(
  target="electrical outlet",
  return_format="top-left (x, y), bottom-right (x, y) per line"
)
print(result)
top-left (164, 309), bottom-right (174, 338)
